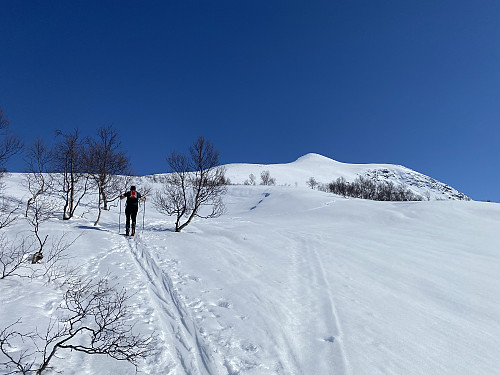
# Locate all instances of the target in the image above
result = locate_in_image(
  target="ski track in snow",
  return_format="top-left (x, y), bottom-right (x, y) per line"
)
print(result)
top-left (309, 236), bottom-right (352, 375)
top-left (279, 231), bottom-right (351, 375)
top-left (81, 233), bottom-right (175, 374)
top-left (124, 234), bottom-right (221, 375)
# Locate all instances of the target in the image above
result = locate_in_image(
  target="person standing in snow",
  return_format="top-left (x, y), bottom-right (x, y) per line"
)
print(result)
top-left (120, 185), bottom-right (146, 236)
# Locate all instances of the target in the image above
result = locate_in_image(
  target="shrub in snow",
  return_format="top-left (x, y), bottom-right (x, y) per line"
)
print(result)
top-left (327, 176), bottom-right (423, 201)
top-left (0, 277), bottom-right (155, 374)
top-left (260, 170), bottom-right (276, 186)
top-left (306, 177), bottom-right (318, 190)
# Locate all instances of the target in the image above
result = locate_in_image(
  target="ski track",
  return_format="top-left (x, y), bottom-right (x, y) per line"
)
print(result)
top-left (281, 231), bottom-right (351, 375)
top-left (308, 235), bottom-right (352, 375)
top-left (124, 233), bottom-right (221, 375)
top-left (83, 198), bottom-right (352, 375)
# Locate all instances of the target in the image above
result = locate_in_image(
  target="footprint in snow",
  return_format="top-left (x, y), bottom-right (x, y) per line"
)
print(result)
top-left (217, 300), bottom-right (232, 309)
top-left (240, 341), bottom-right (259, 353)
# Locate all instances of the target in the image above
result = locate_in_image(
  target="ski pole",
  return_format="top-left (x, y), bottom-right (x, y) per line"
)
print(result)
top-left (119, 198), bottom-right (122, 234)
top-left (142, 200), bottom-right (146, 232)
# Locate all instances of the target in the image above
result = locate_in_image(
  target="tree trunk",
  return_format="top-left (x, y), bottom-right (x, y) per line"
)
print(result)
top-left (94, 188), bottom-right (103, 226)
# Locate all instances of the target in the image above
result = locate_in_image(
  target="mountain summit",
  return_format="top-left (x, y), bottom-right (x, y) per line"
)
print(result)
top-left (224, 153), bottom-right (470, 201)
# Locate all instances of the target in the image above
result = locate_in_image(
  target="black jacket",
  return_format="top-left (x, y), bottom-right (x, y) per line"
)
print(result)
top-left (123, 191), bottom-right (142, 210)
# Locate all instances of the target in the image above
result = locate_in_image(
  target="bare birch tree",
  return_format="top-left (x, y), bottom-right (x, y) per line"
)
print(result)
top-left (306, 177), bottom-right (318, 190)
top-left (260, 170), bottom-right (276, 186)
top-left (0, 108), bottom-right (23, 173)
top-left (85, 126), bottom-right (130, 226)
top-left (52, 130), bottom-right (90, 220)
top-left (154, 136), bottom-right (227, 232)
top-left (24, 139), bottom-right (53, 217)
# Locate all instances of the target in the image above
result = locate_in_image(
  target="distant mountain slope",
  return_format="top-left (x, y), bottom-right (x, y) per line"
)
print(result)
top-left (223, 153), bottom-right (470, 201)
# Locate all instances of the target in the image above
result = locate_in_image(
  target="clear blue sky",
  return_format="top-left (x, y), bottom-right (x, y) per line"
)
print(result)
top-left (1, 1), bottom-right (499, 201)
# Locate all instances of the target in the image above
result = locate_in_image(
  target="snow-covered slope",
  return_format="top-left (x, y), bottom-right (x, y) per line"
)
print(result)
top-left (1, 171), bottom-right (499, 375)
top-left (224, 153), bottom-right (470, 200)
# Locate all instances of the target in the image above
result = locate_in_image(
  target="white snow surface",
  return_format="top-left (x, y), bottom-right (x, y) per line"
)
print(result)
top-left (1, 158), bottom-right (499, 374)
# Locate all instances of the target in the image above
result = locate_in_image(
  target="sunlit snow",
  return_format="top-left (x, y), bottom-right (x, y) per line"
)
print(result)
top-left (1, 155), bottom-right (499, 374)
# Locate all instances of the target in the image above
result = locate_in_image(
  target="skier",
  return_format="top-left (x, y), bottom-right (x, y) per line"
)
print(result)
top-left (120, 185), bottom-right (146, 236)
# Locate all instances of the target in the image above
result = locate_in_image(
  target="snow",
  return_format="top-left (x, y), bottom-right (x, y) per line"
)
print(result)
top-left (1, 157), bottom-right (500, 374)
top-left (223, 153), bottom-right (469, 200)
top-left (224, 153), bottom-right (383, 186)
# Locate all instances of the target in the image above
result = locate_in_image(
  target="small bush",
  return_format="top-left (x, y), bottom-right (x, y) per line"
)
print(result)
top-left (327, 176), bottom-right (423, 201)
top-left (260, 170), bottom-right (276, 186)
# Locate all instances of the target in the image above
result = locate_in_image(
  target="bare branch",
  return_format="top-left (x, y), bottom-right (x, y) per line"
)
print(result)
top-left (0, 277), bottom-right (156, 374)
top-left (0, 234), bottom-right (33, 280)
top-left (84, 126), bottom-right (130, 226)
top-left (24, 139), bottom-right (54, 217)
top-left (0, 108), bottom-right (23, 169)
top-left (52, 129), bottom-right (89, 220)
top-left (0, 198), bottom-right (20, 230)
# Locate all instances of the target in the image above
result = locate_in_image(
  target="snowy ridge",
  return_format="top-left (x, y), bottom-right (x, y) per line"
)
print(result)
top-left (223, 153), bottom-right (470, 200)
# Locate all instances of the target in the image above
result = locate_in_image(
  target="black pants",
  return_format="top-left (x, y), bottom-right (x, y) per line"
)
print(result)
top-left (125, 206), bottom-right (138, 232)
